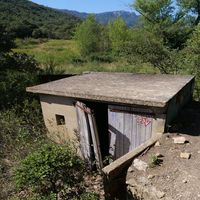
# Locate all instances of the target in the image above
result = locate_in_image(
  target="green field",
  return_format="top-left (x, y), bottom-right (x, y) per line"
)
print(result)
top-left (14, 38), bottom-right (159, 74)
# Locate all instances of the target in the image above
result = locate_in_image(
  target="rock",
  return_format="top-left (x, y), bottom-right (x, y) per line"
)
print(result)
top-left (180, 152), bottom-right (191, 159)
top-left (182, 179), bottom-right (187, 183)
top-left (156, 191), bottom-right (165, 199)
top-left (128, 166), bottom-right (134, 173)
top-left (133, 159), bottom-right (148, 171)
top-left (173, 136), bottom-right (187, 144)
top-left (152, 187), bottom-right (165, 199)
top-left (138, 176), bottom-right (149, 186)
top-left (148, 174), bottom-right (155, 179)
top-left (155, 141), bottom-right (161, 147)
top-left (93, 185), bottom-right (98, 189)
top-left (156, 153), bottom-right (163, 158)
top-left (95, 175), bottom-right (102, 182)
top-left (198, 151), bottom-right (200, 154)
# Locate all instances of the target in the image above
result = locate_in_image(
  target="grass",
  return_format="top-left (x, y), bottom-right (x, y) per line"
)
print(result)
top-left (14, 38), bottom-right (159, 74)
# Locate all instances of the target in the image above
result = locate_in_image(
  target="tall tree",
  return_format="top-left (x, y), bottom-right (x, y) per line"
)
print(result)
top-left (108, 17), bottom-right (129, 54)
top-left (75, 15), bottom-right (102, 56)
top-left (177, 0), bottom-right (200, 25)
top-left (133, 0), bottom-right (191, 49)
top-left (123, 28), bottom-right (177, 74)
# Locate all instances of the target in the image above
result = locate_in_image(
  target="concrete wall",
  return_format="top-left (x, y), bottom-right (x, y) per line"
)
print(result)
top-left (40, 94), bottom-right (78, 144)
top-left (166, 80), bottom-right (194, 129)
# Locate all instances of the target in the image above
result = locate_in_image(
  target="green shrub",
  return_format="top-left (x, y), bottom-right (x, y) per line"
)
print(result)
top-left (148, 154), bottom-right (163, 168)
top-left (79, 192), bottom-right (99, 200)
top-left (0, 52), bottom-right (40, 73)
top-left (15, 144), bottom-right (84, 195)
top-left (0, 52), bottom-right (41, 108)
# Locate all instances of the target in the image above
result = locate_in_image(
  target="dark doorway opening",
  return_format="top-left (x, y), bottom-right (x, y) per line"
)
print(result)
top-left (83, 101), bottom-right (109, 162)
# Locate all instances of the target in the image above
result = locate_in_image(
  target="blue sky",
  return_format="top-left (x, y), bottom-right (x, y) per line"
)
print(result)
top-left (30, 0), bottom-right (134, 13)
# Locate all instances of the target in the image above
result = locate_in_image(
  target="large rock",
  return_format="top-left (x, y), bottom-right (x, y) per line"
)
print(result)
top-left (133, 159), bottom-right (148, 171)
top-left (173, 136), bottom-right (187, 144)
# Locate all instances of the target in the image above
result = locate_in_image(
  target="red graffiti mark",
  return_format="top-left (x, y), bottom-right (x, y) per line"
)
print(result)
top-left (137, 116), bottom-right (152, 127)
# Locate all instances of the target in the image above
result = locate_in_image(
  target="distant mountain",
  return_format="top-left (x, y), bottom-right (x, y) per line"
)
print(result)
top-left (0, 0), bottom-right (81, 39)
top-left (60, 10), bottom-right (139, 27)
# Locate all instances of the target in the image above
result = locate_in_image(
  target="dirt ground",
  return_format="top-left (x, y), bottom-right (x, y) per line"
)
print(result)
top-left (127, 101), bottom-right (200, 200)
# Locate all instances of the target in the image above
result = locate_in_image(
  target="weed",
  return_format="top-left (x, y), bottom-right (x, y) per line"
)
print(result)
top-left (148, 154), bottom-right (163, 168)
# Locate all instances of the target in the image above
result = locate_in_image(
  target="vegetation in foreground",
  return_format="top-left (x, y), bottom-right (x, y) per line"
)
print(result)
top-left (2, 0), bottom-right (200, 199)
top-left (0, 26), bottom-right (100, 200)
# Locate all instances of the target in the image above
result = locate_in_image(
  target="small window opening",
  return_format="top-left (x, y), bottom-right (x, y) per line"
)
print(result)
top-left (56, 114), bottom-right (65, 125)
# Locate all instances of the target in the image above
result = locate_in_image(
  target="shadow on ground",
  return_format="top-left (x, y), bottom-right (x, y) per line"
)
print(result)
top-left (169, 101), bottom-right (200, 136)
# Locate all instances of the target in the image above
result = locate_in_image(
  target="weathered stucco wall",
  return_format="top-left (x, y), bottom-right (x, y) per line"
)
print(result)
top-left (40, 94), bottom-right (78, 144)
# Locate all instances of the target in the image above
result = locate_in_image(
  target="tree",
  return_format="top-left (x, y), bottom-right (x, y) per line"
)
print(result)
top-left (108, 17), bottom-right (129, 54)
top-left (0, 25), bottom-right (15, 53)
top-left (123, 28), bottom-right (177, 74)
top-left (177, 0), bottom-right (200, 25)
top-left (133, 0), bottom-right (191, 49)
top-left (75, 15), bottom-right (102, 56)
top-left (183, 25), bottom-right (200, 74)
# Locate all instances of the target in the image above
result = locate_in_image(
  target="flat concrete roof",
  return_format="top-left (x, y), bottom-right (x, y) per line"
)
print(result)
top-left (26, 72), bottom-right (194, 107)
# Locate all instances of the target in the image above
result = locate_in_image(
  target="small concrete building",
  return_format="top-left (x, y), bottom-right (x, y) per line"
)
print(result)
top-left (27, 72), bottom-right (194, 168)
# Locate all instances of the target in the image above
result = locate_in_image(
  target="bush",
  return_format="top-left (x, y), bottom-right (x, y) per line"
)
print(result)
top-left (0, 24), bottom-right (15, 53)
top-left (89, 52), bottom-right (114, 63)
top-left (15, 144), bottom-right (84, 195)
top-left (79, 192), bottom-right (99, 200)
top-left (0, 52), bottom-right (40, 73)
top-left (0, 52), bottom-right (41, 108)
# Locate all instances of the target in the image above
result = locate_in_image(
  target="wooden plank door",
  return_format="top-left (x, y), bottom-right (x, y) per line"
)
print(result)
top-left (108, 105), bottom-right (153, 160)
top-left (76, 101), bottom-right (92, 166)
top-left (76, 101), bottom-right (103, 169)
top-left (87, 107), bottom-right (103, 169)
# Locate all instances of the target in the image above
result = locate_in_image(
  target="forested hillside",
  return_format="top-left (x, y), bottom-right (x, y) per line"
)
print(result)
top-left (0, 0), bottom-right (81, 39)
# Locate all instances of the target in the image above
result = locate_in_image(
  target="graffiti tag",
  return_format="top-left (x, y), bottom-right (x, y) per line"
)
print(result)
top-left (137, 116), bottom-right (152, 127)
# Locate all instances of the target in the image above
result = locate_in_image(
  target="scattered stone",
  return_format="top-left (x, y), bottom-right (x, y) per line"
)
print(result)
top-left (182, 179), bottom-right (187, 183)
top-left (128, 166), bottom-right (134, 173)
top-left (93, 185), bottom-right (98, 189)
top-left (152, 187), bottom-right (165, 199)
top-left (180, 152), bottom-right (191, 159)
top-left (166, 134), bottom-right (170, 139)
top-left (133, 159), bottom-right (148, 171)
top-left (155, 141), bottom-right (161, 147)
top-left (156, 153), bottom-right (163, 158)
top-left (173, 136), bottom-right (187, 144)
top-left (138, 176), bottom-right (149, 186)
top-left (148, 174), bottom-right (155, 179)
top-left (95, 175), bottom-right (102, 182)
top-left (156, 191), bottom-right (165, 199)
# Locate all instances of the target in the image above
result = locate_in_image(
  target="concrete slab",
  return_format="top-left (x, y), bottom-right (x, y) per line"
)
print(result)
top-left (27, 72), bottom-right (194, 107)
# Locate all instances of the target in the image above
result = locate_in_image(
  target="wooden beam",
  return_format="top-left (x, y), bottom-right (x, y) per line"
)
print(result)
top-left (102, 134), bottom-right (162, 181)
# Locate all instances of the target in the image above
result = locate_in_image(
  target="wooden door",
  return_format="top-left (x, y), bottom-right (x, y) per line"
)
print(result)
top-left (108, 105), bottom-right (153, 160)
top-left (76, 101), bottom-right (103, 169)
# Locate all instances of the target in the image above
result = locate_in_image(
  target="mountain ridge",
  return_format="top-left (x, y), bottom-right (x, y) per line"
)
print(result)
top-left (59, 9), bottom-right (139, 27)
